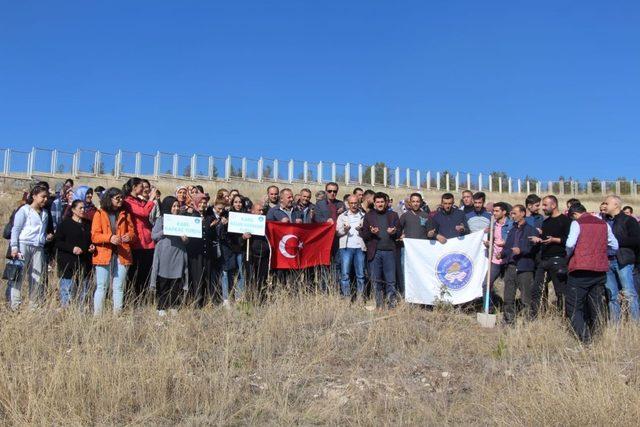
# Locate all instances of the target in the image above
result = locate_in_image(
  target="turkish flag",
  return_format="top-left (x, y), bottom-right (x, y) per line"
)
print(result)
top-left (265, 221), bottom-right (336, 269)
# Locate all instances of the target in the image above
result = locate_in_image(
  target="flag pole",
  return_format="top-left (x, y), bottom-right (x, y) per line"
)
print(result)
top-left (477, 215), bottom-right (497, 328)
top-left (484, 215), bottom-right (495, 314)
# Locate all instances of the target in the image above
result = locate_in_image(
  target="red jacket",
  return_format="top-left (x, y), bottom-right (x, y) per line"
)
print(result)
top-left (124, 196), bottom-right (155, 250)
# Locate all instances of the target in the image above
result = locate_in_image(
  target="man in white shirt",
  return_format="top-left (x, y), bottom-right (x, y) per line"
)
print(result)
top-left (336, 195), bottom-right (366, 301)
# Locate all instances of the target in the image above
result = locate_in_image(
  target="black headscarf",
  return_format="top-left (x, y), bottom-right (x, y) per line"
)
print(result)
top-left (160, 196), bottom-right (178, 216)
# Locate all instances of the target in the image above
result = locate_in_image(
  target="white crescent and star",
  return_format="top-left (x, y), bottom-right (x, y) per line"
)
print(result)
top-left (278, 234), bottom-right (303, 258)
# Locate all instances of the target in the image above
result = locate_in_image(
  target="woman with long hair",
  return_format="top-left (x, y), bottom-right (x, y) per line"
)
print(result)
top-left (220, 194), bottom-right (249, 307)
top-left (92, 187), bottom-right (136, 315)
top-left (8, 185), bottom-right (54, 309)
top-left (55, 199), bottom-right (95, 307)
top-left (150, 196), bottom-right (189, 316)
top-left (122, 177), bottom-right (155, 305)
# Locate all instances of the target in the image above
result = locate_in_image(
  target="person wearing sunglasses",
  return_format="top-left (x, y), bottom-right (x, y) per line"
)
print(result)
top-left (314, 182), bottom-right (345, 224)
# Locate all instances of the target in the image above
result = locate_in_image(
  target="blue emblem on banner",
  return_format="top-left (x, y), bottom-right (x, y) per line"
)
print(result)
top-left (436, 252), bottom-right (473, 291)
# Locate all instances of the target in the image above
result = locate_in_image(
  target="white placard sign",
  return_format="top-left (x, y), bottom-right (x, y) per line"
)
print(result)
top-left (228, 212), bottom-right (266, 236)
top-left (163, 214), bottom-right (202, 238)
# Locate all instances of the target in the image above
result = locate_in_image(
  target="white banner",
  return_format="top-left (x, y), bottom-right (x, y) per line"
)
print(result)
top-left (228, 212), bottom-right (266, 236)
top-left (163, 214), bottom-right (202, 238)
top-left (404, 231), bottom-right (488, 305)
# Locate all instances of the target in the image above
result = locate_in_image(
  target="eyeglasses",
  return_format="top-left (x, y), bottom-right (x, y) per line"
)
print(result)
top-left (326, 189), bottom-right (337, 194)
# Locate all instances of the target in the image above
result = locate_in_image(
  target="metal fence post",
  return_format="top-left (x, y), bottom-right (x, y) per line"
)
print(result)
top-left (242, 157), bottom-right (247, 180)
top-left (416, 170), bottom-right (421, 189)
top-left (224, 155), bottom-right (231, 181)
top-left (115, 150), bottom-right (122, 179)
top-left (73, 150), bottom-right (80, 178)
top-left (382, 166), bottom-right (387, 187)
top-left (257, 157), bottom-right (263, 182)
top-left (344, 163), bottom-right (349, 185)
top-left (135, 152), bottom-right (141, 176)
top-left (498, 177), bottom-right (502, 193)
top-left (436, 172), bottom-right (441, 190)
top-left (426, 171), bottom-right (431, 190)
top-left (94, 151), bottom-right (101, 176)
top-left (317, 161), bottom-right (322, 184)
top-left (536, 181), bottom-right (541, 194)
top-left (406, 168), bottom-right (411, 188)
top-left (526, 180), bottom-right (530, 194)
top-left (615, 180), bottom-right (621, 194)
top-left (370, 165), bottom-right (375, 187)
top-left (51, 149), bottom-right (58, 175)
top-left (600, 180), bottom-right (606, 195)
top-left (455, 172), bottom-right (460, 192)
top-left (478, 173), bottom-right (483, 191)
top-left (288, 159), bottom-right (294, 183)
top-left (28, 147), bottom-right (36, 178)
top-left (191, 154), bottom-right (197, 180)
top-left (395, 167), bottom-right (400, 188)
top-left (331, 162), bottom-right (337, 183)
top-left (303, 161), bottom-right (309, 183)
top-left (154, 151), bottom-right (160, 179)
top-left (446, 173), bottom-right (450, 192)
top-left (488, 174), bottom-right (493, 192)
top-left (209, 156), bottom-right (215, 180)
top-left (3, 149), bottom-right (9, 176)
top-left (358, 164), bottom-right (363, 185)
top-left (508, 177), bottom-right (513, 193)
top-left (271, 159), bottom-right (278, 182)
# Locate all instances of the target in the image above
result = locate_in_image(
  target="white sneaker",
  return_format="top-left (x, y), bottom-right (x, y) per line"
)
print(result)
top-left (157, 310), bottom-right (167, 317)
top-left (222, 300), bottom-right (231, 310)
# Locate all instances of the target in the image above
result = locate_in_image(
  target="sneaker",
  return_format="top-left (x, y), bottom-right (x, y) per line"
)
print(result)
top-left (157, 310), bottom-right (167, 317)
top-left (222, 299), bottom-right (231, 310)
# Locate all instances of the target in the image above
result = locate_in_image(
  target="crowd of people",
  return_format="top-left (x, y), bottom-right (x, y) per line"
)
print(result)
top-left (3, 177), bottom-right (640, 342)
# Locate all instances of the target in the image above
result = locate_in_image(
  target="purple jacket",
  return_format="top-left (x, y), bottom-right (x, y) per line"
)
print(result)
top-left (360, 209), bottom-right (400, 261)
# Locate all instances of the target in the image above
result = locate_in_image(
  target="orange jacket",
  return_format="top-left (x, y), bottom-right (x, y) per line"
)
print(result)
top-left (91, 209), bottom-right (136, 266)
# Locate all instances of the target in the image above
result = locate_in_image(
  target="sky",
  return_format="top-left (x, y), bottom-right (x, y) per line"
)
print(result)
top-left (1, 1), bottom-right (638, 180)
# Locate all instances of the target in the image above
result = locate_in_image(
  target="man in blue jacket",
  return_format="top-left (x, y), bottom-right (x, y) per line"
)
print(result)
top-left (498, 204), bottom-right (539, 324)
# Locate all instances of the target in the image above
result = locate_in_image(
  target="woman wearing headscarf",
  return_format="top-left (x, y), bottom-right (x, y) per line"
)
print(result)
top-left (67, 186), bottom-right (97, 221)
top-left (55, 200), bottom-right (95, 307)
top-left (185, 192), bottom-right (217, 307)
top-left (175, 185), bottom-right (190, 214)
top-left (51, 187), bottom-right (74, 232)
top-left (122, 177), bottom-right (155, 305)
top-left (150, 196), bottom-right (189, 316)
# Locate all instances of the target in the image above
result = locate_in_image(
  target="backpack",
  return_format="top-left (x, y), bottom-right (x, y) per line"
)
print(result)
top-left (3, 208), bottom-right (19, 240)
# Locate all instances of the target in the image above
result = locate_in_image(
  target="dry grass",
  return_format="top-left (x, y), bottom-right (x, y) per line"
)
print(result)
top-left (1, 295), bottom-right (640, 425)
top-left (1, 186), bottom-right (640, 425)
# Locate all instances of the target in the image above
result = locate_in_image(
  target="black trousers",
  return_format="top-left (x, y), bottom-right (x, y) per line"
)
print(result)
top-left (248, 255), bottom-right (270, 303)
top-left (188, 255), bottom-right (212, 308)
top-left (533, 256), bottom-right (567, 316)
top-left (128, 248), bottom-right (154, 305)
top-left (503, 265), bottom-right (534, 324)
top-left (156, 276), bottom-right (183, 310)
top-left (564, 271), bottom-right (607, 343)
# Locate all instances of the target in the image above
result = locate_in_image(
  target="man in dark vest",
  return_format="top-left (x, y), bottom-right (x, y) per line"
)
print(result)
top-left (565, 204), bottom-right (618, 343)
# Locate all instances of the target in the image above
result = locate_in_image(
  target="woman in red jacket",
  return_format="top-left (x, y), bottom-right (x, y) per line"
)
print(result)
top-left (122, 177), bottom-right (155, 305)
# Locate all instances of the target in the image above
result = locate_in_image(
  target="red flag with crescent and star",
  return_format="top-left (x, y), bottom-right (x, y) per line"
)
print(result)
top-left (265, 221), bottom-right (336, 269)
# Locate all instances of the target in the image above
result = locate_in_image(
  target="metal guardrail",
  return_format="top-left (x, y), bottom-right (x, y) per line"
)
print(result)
top-left (0, 147), bottom-right (638, 196)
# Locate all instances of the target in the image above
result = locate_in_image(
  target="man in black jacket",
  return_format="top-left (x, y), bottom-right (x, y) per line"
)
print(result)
top-left (603, 195), bottom-right (640, 322)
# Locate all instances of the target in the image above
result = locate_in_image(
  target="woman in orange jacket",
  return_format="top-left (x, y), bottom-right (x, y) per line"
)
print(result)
top-left (91, 187), bottom-right (136, 315)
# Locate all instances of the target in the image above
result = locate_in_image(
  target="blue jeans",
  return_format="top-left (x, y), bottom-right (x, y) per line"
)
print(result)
top-left (94, 256), bottom-right (129, 315)
top-left (222, 253), bottom-right (245, 301)
top-left (368, 250), bottom-right (396, 308)
top-left (339, 248), bottom-right (365, 297)
top-left (59, 276), bottom-right (91, 308)
top-left (605, 260), bottom-right (640, 322)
